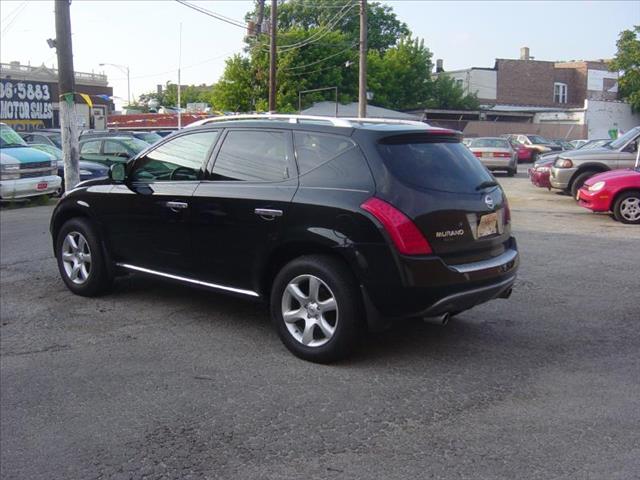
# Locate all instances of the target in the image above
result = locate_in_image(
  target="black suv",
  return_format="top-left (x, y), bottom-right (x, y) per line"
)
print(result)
top-left (50, 115), bottom-right (519, 362)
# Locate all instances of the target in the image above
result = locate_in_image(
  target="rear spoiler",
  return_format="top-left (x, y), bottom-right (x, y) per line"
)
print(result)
top-left (378, 130), bottom-right (462, 145)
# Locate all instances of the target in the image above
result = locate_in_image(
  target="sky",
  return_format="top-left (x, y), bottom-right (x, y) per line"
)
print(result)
top-left (1, 0), bottom-right (638, 108)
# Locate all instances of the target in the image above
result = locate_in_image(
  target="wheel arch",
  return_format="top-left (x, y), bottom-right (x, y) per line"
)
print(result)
top-left (569, 163), bottom-right (609, 187)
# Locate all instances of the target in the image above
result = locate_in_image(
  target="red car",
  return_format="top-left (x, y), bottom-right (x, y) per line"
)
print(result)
top-left (528, 158), bottom-right (555, 189)
top-left (506, 138), bottom-right (533, 162)
top-left (578, 169), bottom-right (640, 224)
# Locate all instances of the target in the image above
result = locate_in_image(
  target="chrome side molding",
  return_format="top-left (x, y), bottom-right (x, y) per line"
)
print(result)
top-left (116, 263), bottom-right (260, 297)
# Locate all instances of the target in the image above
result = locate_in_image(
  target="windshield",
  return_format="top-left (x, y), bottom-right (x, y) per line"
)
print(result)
top-left (0, 125), bottom-right (27, 147)
top-left (378, 139), bottom-right (494, 194)
top-left (528, 135), bottom-right (551, 145)
top-left (121, 137), bottom-right (150, 153)
top-left (134, 132), bottom-right (162, 144)
top-left (608, 127), bottom-right (640, 150)
top-left (48, 133), bottom-right (62, 148)
top-left (470, 138), bottom-right (510, 149)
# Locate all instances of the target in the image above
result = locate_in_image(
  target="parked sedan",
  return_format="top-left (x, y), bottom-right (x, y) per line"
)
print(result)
top-left (528, 157), bottom-right (555, 189)
top-left (503, 134), bottom-right (563, 162)
top-left (20, 130), bottom-right (62, 149)
top-left (28, 144), bottom-right (109, 194)
top-left (551, 126), bottom-right (640, 197)
top-left (468, 137), bottom-right (517, 176)
top-left (81, 130), bottom-right (162, 145)
top-left (577, 168), bottom-right (640, 224)
top-left (78, 136), bottom-right (149, 166)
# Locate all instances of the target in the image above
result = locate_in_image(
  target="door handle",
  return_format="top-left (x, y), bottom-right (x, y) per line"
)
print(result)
top-left (166, 201), bottom-right (188, 212)
top-left (254, 208), bottom-right (283, 220)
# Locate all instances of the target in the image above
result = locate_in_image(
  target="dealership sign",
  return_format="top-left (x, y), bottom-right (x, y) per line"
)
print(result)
top-left (0, 80), bottom-right (54, 125)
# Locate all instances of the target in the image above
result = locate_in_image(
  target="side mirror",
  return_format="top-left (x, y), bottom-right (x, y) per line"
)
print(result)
top-left (109, 163), bottom-right (126, 183)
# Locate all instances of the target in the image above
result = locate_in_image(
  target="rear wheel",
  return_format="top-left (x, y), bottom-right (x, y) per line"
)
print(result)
top-left (530, 151), bottom-right (538, 163)
top-left (270, 255), bottom-right (362, 363)
top-left (55, 217), bottom-right (112, 296)
top-left (613, 190), bottom-right (640, 224)
top-left (570, 171), bottom-right (596, 199)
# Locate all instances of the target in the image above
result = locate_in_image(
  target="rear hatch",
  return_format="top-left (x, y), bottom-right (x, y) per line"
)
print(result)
top-left (375, 132), bottom-right (511, 264)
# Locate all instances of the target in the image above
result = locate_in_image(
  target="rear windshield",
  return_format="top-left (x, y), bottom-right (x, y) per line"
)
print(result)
top-left (469, 138), bottom-right (510, 149)
top-left (377, 140), bottom-right (494, 194)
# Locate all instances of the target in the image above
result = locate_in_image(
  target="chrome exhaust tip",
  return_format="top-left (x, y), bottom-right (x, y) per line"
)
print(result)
top-left (423, 312), bottom-right (451, 326)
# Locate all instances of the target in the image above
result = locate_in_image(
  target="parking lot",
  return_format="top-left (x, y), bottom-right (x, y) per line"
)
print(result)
top-left (1, 173), bottom-right (639, 479)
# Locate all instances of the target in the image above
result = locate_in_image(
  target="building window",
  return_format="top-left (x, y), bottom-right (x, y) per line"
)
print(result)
top-left (455, 78), bottom-right (464, 88)
top-left (554, 82), bottom-right (568, 103)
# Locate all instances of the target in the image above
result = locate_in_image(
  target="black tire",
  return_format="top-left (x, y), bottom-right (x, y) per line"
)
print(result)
top-left (570, 171), bottom-right (596, 199)
top-left (55, 217), bottom-right (113, 296)
top-left (613, 190), bottom-right (640, 224)
top-left (507, 166), bottom-right (516, 177)
top-left (270, 254), bottom-right (362, 363)
top-left (530, 151), bottom-right (538, 163)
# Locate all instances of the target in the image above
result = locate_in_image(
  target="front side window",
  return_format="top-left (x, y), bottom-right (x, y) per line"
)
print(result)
top-left (554, 82), bottom-right (567, 103)
top-left (210, 130), bottom-right (288, 182)
top-left (80, 140), bottom-right (101, 155)
top-left (130, 131), bottom-right (219, 182)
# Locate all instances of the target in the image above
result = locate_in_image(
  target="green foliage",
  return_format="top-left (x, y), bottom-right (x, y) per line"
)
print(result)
top-left (254, 0), bottom-right (409, 52)
top-left (425, 75), bottom-right (480, 110)
top-left (367, 37), bottom-right (432, 110)
top-left (610, 25), bottom-right (640, 111)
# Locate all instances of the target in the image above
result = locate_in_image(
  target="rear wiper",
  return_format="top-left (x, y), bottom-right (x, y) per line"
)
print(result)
top-left (475, 180), bottom-right (498, 190)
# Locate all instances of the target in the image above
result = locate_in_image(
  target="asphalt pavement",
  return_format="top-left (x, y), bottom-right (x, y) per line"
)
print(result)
top-left (1, 174), bottom-right (639, 479)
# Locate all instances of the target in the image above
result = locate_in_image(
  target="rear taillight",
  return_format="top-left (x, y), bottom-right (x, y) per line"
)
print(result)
top-left (361, 197), bottom-right (433, 255)
top-left (504, 200), bottom-right (511, 224)
top-left (473, 151), bottom-right (482, 157)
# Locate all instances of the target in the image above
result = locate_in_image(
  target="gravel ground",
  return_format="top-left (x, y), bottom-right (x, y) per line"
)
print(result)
top-left (1, 173), bottom-right (639, 479)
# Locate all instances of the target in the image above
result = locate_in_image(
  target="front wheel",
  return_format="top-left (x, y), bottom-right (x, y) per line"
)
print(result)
top-left (55, 217), bottom-right (113, 296)
top-left (613, 190), bottom-right (640, 224)
top-left (270, 255), bottom-right (362, 363)
top-left (570, 171), bottom-right (595, 199)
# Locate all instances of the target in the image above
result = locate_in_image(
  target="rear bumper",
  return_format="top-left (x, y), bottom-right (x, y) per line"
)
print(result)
top-left (0, 175), bottom-right (61, 200)
top-left (528, 168), bottom-right (551, 188)
top-left (359, 237), bottom-right (519, 321)
top-left (483, 159), bottom-right (515, 169)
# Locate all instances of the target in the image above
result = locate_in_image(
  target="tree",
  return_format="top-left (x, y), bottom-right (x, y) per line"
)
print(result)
top-left (425, 75), bottom-right (480, 110)
top-left (250, 0), bottom-right (409, 52)
top-left (367, 37), bottom-right (433, 110)
top-left (610, 25), bottom-right (640, 111)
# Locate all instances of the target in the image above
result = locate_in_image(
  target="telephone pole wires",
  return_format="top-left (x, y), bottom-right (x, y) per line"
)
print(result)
top-left (268, 0), bottom-right (277, 112)
top-left (358, 0), bottom-right (368, 118)
top-left (54, 0), bottom-right (80, 189)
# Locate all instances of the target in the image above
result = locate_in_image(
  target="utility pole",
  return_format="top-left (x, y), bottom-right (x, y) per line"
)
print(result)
top-left (358, 0), bottom-right (367, 118)
top-left (178, 22), bottom-right (182, 129)
top-left (268, 0), bottom-right (277, 112)
top-left (54, 0), bottom-right (80, 190)
top-left (256, 0), bottom-right (265, 34)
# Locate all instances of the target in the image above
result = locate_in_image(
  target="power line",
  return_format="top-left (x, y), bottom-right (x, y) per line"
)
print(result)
top-left (1, 2), bottom-right (27, 35)
top-left (174, 0), bottom-right (247, 29)
top-left (282, 43), bottom-right (357, 71)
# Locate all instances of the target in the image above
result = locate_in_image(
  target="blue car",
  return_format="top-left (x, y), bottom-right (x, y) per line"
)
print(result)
top-left (28, 143), bottom-right (109, 193)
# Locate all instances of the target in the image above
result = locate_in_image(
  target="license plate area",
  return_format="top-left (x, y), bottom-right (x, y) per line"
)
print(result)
top-left (36, 182), bottom-right (48, 191)
top-left (477, 212), bottom-right (498, 238)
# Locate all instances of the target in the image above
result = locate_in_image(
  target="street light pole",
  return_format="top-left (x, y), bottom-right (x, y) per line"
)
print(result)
top-left (268, 0), bottom-right (277, 112)
top-left (99, 62), bottom-right (131, 106)
top-left (358, 0), bottom-right (368, 118)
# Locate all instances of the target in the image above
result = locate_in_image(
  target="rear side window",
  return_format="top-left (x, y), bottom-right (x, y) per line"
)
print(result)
top-left (81, 141), bottom-right (101, 155)
top-left (294, 132), bottom-right (356, 175)
top-left (211, 130), bottom-right (288, 182)
top-left (377, 139), bottom-right (493, 194)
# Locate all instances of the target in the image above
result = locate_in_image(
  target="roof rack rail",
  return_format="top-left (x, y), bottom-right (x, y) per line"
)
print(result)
top-left (185, 114), bottom-right (429, 129)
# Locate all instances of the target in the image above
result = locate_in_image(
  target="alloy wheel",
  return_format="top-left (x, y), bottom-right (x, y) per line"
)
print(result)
top-left (61, 231), bottom-right (92, 285)
top-left (281, 274), bottom-right (339, 347)
top-left (619, 196), bottom-right (640, 222)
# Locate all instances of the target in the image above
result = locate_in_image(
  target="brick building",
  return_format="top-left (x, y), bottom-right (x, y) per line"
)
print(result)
top-left (437, 47), bottom-right (619, 108)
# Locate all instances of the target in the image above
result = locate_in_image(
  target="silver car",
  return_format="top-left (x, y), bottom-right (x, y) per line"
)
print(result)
top-left (467, 137), bottom-right (518, 176)
top-left (550, 126), bottom-right (640, 197)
